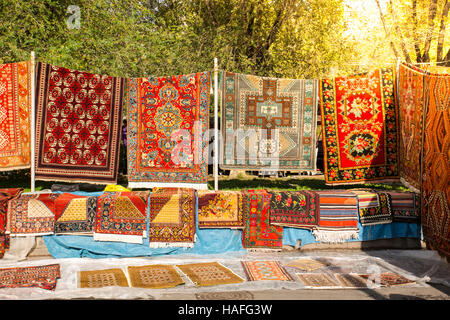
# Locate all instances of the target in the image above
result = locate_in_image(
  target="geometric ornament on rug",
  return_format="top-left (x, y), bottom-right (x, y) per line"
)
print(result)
top-left (242, 189), bottom-right (283, 251)
top-left (334, 273), bottom-right (368, 288)
top-left (284, 259), bottom-right (328, 272)
top-left (54, 193), bottom-right (98, 234)
top-left (7, 193), bottom-right (59, 236)
top-left (320, 68), bottom-right (399, 185)
top-left (241, 261), bottom-right (295, 281)
top-left (35, 62), bottom-right (124, 184)
top-left (0, 264), bottom-right (61, 291)
top-left (176, 262), bottom-right (244, 287)
top-left (127, 264), bottom-right (184, 289)
top-left (359, 272), bottom-right (415, 287)
top-left (357, 191), bottom-right (393, 226)
top-left (0, 61), bottom-right (32, 171)
top-left (220, 72), bottom-right (318, 171)
top-left (296, 273), bottom-right (340, 287)
top-left (94, 191), bottom-right (149, 244)
top-left (397, 63), bottom-right (425, 192)
top-left (126, 72), bottom-right (210, 187)
top-left (421, 70), bottom-right (450, 259)
top-left (149, 188), bottom-right (196, 248)
top-left (78, 268), bottom-right (129, 288)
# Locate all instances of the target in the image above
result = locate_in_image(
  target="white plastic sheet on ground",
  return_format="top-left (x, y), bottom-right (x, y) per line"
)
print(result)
top-left (0, 249), bottom-right (448, 300)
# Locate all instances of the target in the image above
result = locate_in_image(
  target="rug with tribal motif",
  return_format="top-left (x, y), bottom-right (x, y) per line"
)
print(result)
top-left (127, 72), bottom-right (210, 186)
top-left (127, 264), bottom-right (184, 289)
top-left (284, 259), bottom-right (328, 272)
top-left (0, 188), bottom-right (23, 257)
top-left (334, 273), bottom-right (368, 288)
top-left (220, 72), bottom-right (318, 171)
top-left (389, 191), bottom-right (421, 223)
top-left (0, 61), bottom-right (31, 171)
top-left (398, 63), bottom-right (425, 192)
top-left (54, 193), bottom-right (98, 234)
top-left (242, 189), bottom-right (283, 250)
top-left (78, 268), bottom-right (129, 288)
top-left (356, 190), bottom-right (393, 226)
top-left (296, 273), bottom-right (339, 287)
top-left (35, 62), bottom-right (124, 184)
top-left (177, 262), bottom-right (244, 287)
top-left (148, 188), bottom-right (196, 248)
top-left (360, 272), bottom-right (415, 286)
top-left (198, 190), bottom-right (244, 229)
top-left (320, 68), bottom-right (399, 185)
top-left (268, 190), bottom-right (319, 229)
top-left (241, 261), bottom-right (294, 281)
top-left (94, 191), bottom-right (149, 244)
top-left (421, 69), bottom-right (450, 259)
top-left (7, 193), bottom-right (59, 236)
top-left (0, 264), bottom-right (60, 290)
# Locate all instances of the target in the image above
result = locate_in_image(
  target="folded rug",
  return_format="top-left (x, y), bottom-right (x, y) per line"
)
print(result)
top-left (198, 190), bottom-right (244, 229)
top-left (7, 193), bottom-right (59, 236)
top-left (0, 188), bottom-right (23, 257)
top-left (78, 268), bottom-right (129, 288)
top-left (0, 61), bottom-right (32, 171)
top-left (320, 68), bottom-right (399, 185)
top-left (0, 264), bottom-right (60, 290)
top-left (127, 264), bottom-right (184, 289)
top-left (242, 189), bottom-right (283, 251)
top-left (94, 191), bottom-right (149, 244)
top-left (127, 72), bottom-right (210, 188)
top-left (312, 190), bottom-right (359, 243)
top-left (177, 262), bottom-right (244, 287)
top-left (241, 260), bottom-right (294, 281)
top-left (268, 190), bottom-right (319, 229)
top-left (389, 191), bottom-right (421, 223)
top-left (356, 191), bottom-right (393, 226)
top-left (54, 193), bottom-right (98, 234)
top-left (149, 188), bottom-right (196, 248)
top-left (35, 62), bottom-right (124, 184)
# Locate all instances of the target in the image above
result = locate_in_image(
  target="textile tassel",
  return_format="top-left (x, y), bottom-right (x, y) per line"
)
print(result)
top-left (148, 242), bottom-right (194, 249)
top-left (312, 229), bottom-right (360, 243)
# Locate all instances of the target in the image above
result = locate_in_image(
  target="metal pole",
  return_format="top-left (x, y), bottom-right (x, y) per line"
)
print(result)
top-left (30, 51), bottom-right (36, 192)
top-left (213, 58), bottom-right (219, 191)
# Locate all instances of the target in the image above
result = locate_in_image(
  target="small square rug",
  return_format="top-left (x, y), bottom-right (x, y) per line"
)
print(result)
top-left (127, 264), bottom-right (184, 289)
top-left (177, 262), bottom-right (244, 287)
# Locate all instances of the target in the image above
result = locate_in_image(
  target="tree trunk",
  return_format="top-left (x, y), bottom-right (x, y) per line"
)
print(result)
top-left (436, 0), bottom-right (449, 62)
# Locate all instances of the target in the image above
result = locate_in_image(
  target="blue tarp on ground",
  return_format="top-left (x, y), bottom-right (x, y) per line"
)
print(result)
top-left (43, 191), bottom-right (422, 258)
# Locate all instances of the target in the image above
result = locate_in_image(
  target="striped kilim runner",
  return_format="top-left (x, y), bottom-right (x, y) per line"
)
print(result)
top-left (312, 190), bottom-right (359, 243)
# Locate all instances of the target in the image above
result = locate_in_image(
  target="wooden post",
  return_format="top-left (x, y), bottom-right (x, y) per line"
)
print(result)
top-left (213, 58), bottom-right (219, 191)
top-left (30, 51), bottom-right (36, 192)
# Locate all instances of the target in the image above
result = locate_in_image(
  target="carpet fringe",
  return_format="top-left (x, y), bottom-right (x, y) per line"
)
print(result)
top-left (312, 229), bottom-right (360, 243)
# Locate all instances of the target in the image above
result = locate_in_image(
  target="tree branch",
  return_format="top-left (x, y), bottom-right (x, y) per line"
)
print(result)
top-left (422, 0), bottom-right (439, 62)
top-left (389, 0), bottom-right (412, 63)
top-left (375, 0), bottom-right (400, 59)
top-left (411, 0), bottom-right (422, 61)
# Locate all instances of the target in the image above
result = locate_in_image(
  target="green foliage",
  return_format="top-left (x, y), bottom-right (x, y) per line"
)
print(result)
top-left (0, 0), bottom-right (357, 78)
